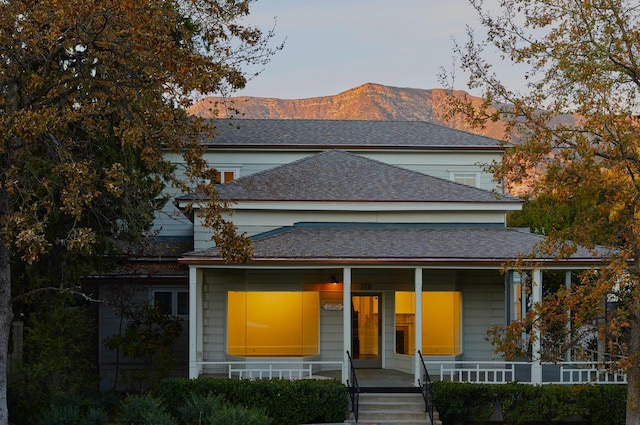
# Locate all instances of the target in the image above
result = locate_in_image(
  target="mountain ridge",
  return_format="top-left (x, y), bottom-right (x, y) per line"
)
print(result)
top-left (188, 82), bottom-right (508, 139)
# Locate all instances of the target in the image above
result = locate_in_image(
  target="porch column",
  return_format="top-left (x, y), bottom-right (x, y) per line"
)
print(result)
top-left (565, 271), bottom-right (572, 361)
top-left (188, 266), bottom-right (203, 379)
top-left (414, 267), bottom-right (423, 387)
top-left (531, 268), bottom-right (543, 384)
top-left (342, 267), bottom-right (352, 385)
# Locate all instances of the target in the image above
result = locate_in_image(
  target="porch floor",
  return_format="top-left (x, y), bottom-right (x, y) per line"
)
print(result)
top-left (315, 368), bottom-right (416, 389)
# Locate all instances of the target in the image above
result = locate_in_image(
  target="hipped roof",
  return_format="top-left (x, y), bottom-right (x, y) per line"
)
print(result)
top-left (205, 119), bottom-right (505, 150)
top-left (212, 150), bottom-right (521, 204)
top-left (180, 224), bottom-right (600, 266)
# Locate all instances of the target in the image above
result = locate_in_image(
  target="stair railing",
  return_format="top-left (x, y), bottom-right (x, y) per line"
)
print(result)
top-left (346, 350), bottom-right (359, 422)
top-left (418, 350), bottom-right (435, 425)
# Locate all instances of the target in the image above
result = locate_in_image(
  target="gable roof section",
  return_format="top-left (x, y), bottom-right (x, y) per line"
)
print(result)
top-left (206, 119), bottom-right (504, 150)
top-left (181, 224), bottom-right (599, 265)
top-left (214, 150), bottom-right (521, 204)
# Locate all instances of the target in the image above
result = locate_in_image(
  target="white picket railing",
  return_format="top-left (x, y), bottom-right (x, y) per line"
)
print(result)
top-left (423, 361), bottom-right (627, 385)
top-left (196, 360), bottom-right (344, 380)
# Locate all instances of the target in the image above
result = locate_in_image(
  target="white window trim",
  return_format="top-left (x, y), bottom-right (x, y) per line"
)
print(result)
top-left (449, 171), bottom-right (480, 188)
top-left (215, 168), bottom-right (239, 183)
top-left (151, 289), bottom-right (189, 317)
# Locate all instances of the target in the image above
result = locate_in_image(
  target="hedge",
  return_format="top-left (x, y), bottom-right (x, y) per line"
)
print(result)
top-left (157, 377), bottom-right (349, 425)
top-left (432, 382), bottom-right (626, 425)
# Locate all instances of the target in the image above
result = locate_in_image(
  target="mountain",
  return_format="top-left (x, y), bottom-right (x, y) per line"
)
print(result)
top-left (188, 83), bottom-right (508, 140)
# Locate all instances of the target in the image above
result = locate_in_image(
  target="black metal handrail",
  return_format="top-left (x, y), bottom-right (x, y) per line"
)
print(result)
top-left (418, 350), bottom-right (435, 425)
top-left (346, 350), bottom-right (359, 422)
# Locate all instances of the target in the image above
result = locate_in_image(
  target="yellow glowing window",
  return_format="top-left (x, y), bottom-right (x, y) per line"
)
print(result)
top-left (227, 291), bottom-right (319, 357)
top-left (395, 291), bottom-right (461, 356)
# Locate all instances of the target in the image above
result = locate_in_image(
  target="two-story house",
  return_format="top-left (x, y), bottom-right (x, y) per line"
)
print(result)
top-left (97, 119), bottom-right (602, 390)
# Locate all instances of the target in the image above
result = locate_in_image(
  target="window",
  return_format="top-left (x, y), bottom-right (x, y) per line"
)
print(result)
top-left (450, 173), bottom-right (479, 187)
top-left (153, 290), bottom-right (189, 316)
top-left (395, 291), bottom-right (461, 355)
top-left (214, 169), bottom-right (238, 183)
top-left (227, 291), bottom-right (319, 357)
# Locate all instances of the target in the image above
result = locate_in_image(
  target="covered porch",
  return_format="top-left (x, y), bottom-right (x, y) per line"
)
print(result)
top-left (180, 225), bottom-right (605, 388)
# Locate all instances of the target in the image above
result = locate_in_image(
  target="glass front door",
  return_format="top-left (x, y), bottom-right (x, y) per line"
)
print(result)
top-left (351, 294), bottom-right (382, 368)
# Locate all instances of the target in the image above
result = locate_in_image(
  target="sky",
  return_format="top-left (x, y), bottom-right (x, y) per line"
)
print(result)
top-left (234, 0), bottom-right (510, 99)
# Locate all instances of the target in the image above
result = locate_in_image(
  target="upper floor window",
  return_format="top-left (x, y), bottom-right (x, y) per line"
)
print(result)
top-left (450, 172), bottom-right (479, 188)
top-left (153, 290), bottom-right (189, 317)
top-left (214, 169), bottom-right (238, 183)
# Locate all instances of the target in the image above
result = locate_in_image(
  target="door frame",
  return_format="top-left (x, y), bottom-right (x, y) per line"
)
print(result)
top-left (350, 293), bottom-right (382, 368)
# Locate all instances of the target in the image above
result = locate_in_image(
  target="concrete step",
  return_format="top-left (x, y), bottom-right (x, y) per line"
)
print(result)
top-left (351, 393), bottom-right (442, 425)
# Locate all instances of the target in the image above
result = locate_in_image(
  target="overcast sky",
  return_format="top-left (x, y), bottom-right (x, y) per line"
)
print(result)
top-left (234, 0), bottom-right (513, 99)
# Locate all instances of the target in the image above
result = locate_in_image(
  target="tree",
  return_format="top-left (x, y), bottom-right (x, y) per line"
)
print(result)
top-left (0, 1), bottom-right (279, 423)
top-left (441, 1), bottom-right (640, 423)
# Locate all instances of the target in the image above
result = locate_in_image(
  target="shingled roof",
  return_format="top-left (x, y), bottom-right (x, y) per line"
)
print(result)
top-left (206, 119), bottom-right (504, 150)
top-left (181, 224), bottom-right (599, 264)
top-left (214, 150), bottom-right (521, 204)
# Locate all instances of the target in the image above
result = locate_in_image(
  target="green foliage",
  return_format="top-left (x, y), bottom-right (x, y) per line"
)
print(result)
top-left (432, 382), bottom-right (626, 425)
top-left (158, 377), bottom-right (348, 425)
top-left (207, 405), bottom-right (271, 425)
top-left (8, 299), bottom-right (99, 424)
top-left (103, 303), bottom-right (182, 392)
top-left (574, 384), bottom-right (627, 425)
top-left (175, 392), bottom-right (224, 425)
top-left (27, 398), bottom-right (108, 425)
top-left (432, 382), bottom-right (496, 425)
top-left (117, 394), bottom-right (176, 425)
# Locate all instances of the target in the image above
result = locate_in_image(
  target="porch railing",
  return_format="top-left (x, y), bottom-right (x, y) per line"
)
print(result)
top-left (346, 351), bottom-right (359, 423)
top-left (417, 351), bottom-right (434, 425)
top-left (422, 360), bottom-right (627, 385)
top-left (196, 360), bottom-right (344, 380)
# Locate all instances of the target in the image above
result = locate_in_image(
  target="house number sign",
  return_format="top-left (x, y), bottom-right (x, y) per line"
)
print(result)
top-left (358, 283), bottom-right (373, 290)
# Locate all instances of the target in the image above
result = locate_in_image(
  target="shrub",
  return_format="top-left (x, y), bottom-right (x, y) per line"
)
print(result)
top-left (208, 405), bottom-right (271, 425)
top-left (117, 394), bottom-right (176, 425)
top-left (432, 381), bottom-right (627, 425)
top-left (159, 377), bottom-right (348, 425)
top-left (432, 382), bottom-right (496, 425)
top-left (176, 392), bottom-right (225, 425)
top-left (574, 384), bottom-right (626, 425)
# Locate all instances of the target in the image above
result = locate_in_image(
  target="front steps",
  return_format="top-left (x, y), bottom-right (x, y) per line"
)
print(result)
top-left (350, 392), bottom-right (442, 425)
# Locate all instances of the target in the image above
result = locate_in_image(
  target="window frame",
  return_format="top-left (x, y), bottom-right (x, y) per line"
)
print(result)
top-left (214, 168), bottom-right (239, 183)
top-left (151, 289), bottom-right (189, 317)
top-left (449, 171), bottom-right (480, 188)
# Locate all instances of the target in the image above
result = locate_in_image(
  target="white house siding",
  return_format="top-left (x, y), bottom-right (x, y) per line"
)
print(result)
top-left (97, 282), bottom-right (189, 391)
top-left (154, 148), bottom-right (503, 242)
top-left (201, 150), bottom-right (502, 192)
top-left (459, 271), bottom-right (506, 361)
top-left (318, 290), bottom-right (345, 367)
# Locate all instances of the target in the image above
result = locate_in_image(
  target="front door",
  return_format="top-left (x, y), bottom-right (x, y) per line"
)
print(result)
top-left (351, 294), bottom-right (382, 368)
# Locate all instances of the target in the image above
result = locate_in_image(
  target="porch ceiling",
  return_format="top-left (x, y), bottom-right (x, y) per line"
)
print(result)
top-left (180, 225), bottom-right (602, 266)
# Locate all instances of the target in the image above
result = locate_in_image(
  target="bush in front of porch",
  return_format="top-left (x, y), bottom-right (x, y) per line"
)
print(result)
top-left (158, 377), bottom-right (348, 425)
top-left (432, 381), bottom-right (626, 425)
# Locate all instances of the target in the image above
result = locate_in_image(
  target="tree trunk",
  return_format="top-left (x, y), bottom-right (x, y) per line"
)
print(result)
top-left (0, 190), bottom-right (11, 425)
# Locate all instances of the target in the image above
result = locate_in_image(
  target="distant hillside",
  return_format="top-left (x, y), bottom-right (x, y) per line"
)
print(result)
top-left (188, 83), bottom-right (509, 140)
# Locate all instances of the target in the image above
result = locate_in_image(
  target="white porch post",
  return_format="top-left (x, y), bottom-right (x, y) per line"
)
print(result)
top-left (531, 268), bottom-right (543, 385)
top-left (188, 266), bottom-right (202, 379)
top-left (414, 267), bottom-right (423, 386)
top-left (565, 271), bottom-right (572, 361)
top-left (342, 267), bottom-right (352, 385)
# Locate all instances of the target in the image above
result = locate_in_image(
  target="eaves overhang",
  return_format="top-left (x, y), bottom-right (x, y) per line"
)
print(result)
top-left (175, 199), bottom-right (523, 212)
top-left (178, 257), bottom-right (603, 270)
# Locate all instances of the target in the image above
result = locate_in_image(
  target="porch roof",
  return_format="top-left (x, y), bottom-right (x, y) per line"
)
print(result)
top-left (207, 150), bottom-right (521, 204)
top-left (180, 224), bottom-right (601, 266)
top-left (203, 119), bottom-right (505, 150)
